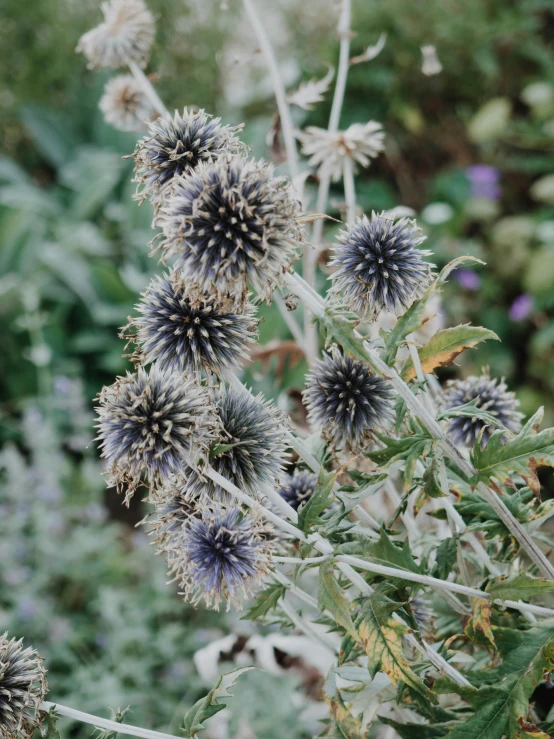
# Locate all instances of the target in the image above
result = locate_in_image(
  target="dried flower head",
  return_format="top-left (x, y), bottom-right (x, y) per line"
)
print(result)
top-left (166, 507), bottom-right (276, 610)
top-left (99, 74), bottom-right (155, 132)
top-left (180, 385), bottom-right (288, 503)
top-left (330, 212), bottom-right (433, 319)
top-left (0, 633), bottom-right (48, 739)
top-left (304, 350), bottom-right (394, 449)
top-left (441, 373), bottom-right (523, 448)
top-left (125, 273), bottom-right (258, 375)
top-left (133, 108), bottom-right (244, 211)
top-left (158, 157), bottom-right (303, 301)
top-left (77, 0), bottom-right (155, 69)
top-left (95, 366), bottom-right (218, 499)
top-left (278, 470), bottom-right (318, 510)
top-left (297, 122), bottom-right (385, 182)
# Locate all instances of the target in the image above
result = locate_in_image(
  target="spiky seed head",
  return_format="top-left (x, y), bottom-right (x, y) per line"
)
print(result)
top-left (76, 0), bottom-right (155, 69)
top-left (330, 212), bottom-right (433, 319)
top-left (158, 157), bottom-right (303, 302)
top-left (179, 385), bottom-right (289, 504)
top-left (0, 633), bottom-right (48, 739)
top-left (95, 366), bottom-right (218, 500)
top-left (163, 506), bottom-right (276, 610)
top-left (99, 75), bottom-right (155, 132)
top-left (278, 470), bottom-right (318, 510)
top-left (304, 350), bottom-right (394, 450)
top-left (297, 121), bottom-right (385, 182)
top-left (125, 273), bottom-right (258, 375)
top-left (133, 108), bottom-right (245, 211)
top-left (441, 373), bottom-right (523, 448)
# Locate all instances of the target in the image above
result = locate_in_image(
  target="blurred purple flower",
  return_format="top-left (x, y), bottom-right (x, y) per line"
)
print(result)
top-left (455, 268), bottom-right (481, 291)
top-left (466, 164), bottom-right (501, 200)
top-left (509, 294), bottom-right (534, 321)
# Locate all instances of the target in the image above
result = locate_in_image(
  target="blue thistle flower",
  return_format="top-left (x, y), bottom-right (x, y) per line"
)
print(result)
top-left (0, 633), bottom-right (48, 739)
top-left (133, 108), bottom-right (244, 210)
top-left (166, 508), bottom-right (275, 610)
top-left (95, 366), bottom-right (218, 499)
top-left (304, 350), bottom-right (394, 449)
top-left (278, 470), bottom-right (318, 510)
top-left (126, 273), bottom-right (258, 375)
top-left (330, 212), bottom-right (433, 318)
top-left (159, 157), bottom-right (303, 301)
top-left (441, 373), bottom-right (523, 448)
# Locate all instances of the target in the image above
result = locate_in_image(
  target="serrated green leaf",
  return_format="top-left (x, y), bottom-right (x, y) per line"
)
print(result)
top-left (358, 591), bottom-right (435, 701)
top-left (471, 408), bottom-right (554, 497)
top-left (297, 467), bottom-right (337, 532)
top-left (345, 529), bottom-right (422, 588)
top-left (438, 399), bottom-right (509, 430)
top-left (432, 537), bottom-right (458, 580)
top-left (401, 325), bottom-right (499, 381)
top-left (241, 581), bottom-right (286, 620)
top-left (318, 560), bottom-right (359, 641)
top-left (379, 716), bottom-right (452, 738)
top-left (321, 670), bottom-right (371, 739)
top-left (40, 708), bottom-right (61, 739)
top-left (486, 572), bottom-right (554, 602)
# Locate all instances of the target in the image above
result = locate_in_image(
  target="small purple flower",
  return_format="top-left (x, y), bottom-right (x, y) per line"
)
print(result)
top-left (455, 268), bottom-right (481, 291)
top-left (466, 165), bottom-right (501, 200)
top-left (509, 294), bottom-right (534, 322)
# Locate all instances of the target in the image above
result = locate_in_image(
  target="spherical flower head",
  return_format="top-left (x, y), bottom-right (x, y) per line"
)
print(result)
top-left (95, 366), bottom-right (218, 500)
top-left (181, 385), bottom-right (289, 504)
top-left (76, 0), bottom-right (155, 69)
top-left (304, 350), bottom-right (394, 450)
top-left (441, 373), bottom-right (523, 448)
top-left (330, 212), bottom-right (433, 319)
top-left (125, 273), bottom-right (258, 375)
top-left (133, 108), bottom-right (245, 210)
top-left (0, 633), bottom-right (48, 739)
top-left (159, 157), bottom-right (303, 302)
top-left (167, 507), bottom-right (275, 610)
top-left (278, 470), bottom-right (318, 510)
top-left (297, 121), bottom-right (385, 182)
top-left (99, 74), bottom-right (155, 132)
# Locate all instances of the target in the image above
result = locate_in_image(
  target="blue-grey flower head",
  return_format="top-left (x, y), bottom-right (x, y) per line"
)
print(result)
top-left (165, 507), bottom-right (275, 610)
top-left (95, 366), bottom-right (218, 499)
top-left (133, 108), bottom-right (244, 210)
top-left (330, 212), bottom-right (433, 318)
top-left (441, 373), bottom-right (523, 448)
top-left (126, 273), bottom-right (258, 375)
top-left (0, 633), bottom-right (48, 739)
top-left (304, 350), bottom-right (394, 449)
top-left (180, 385), bottom-right (289, 504)
top-left (158, 157), bottom-right (303, 302)
top-left (278, 470), bottom-right (318, 510)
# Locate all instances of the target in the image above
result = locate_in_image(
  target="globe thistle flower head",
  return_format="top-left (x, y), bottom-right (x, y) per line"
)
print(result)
top-left (77, 0), bottom-right (155, 69)
top-left (441, 373), bottom-right (523, 448)
top-left (304, 350), bottom-right (394, 450)
top-left (167, 507), bottom-right (275, 610)
top-left (125, 273), bottom-right (258, 375)
top-left (133, 108), bottom-right (245, 210)
top-left (279, 470), bottom-right (318, 510)
top-left (95, 366), bottom-right (218, 500)
top-left (297, 121), bottom-right (385, 182)
top-left (330, 212), bottom-right (433, 319)
top-left (0, 633), bottom-right (48, 739)
top-left (179, 385), bottom-right (289, 504)
top-left (159, 157), bottom-right (304, 302)
top-left (99, 75), bottom-right (155, 132)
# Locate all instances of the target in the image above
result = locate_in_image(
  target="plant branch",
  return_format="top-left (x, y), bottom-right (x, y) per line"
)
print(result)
top-left (128, 61), bottom-right (168, 116)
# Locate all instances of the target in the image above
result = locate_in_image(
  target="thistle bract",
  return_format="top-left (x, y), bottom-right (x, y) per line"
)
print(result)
top-left (304, 351), bottom-right (394, 449)
top-left (441, 373), bottom-right (523, 447)
top-left (278, 470), bottom-right (318, 510)
top-left (95, 366), bottom-right (217, 499)
top-left (0, 633), bottom-right (48, 739)
top-left (76, 0), bottom-right (155, 69)
top-left (127, 273), bottom-right (258, 375)
top-left (159, 157), bottom-right (303, 302)
top-left (330, 212), bottom-right (432, 318)
top-left (99, 74), bottom-right (154, 132)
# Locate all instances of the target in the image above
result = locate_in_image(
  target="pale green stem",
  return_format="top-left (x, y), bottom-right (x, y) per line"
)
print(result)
top-left (342, 157), bottom-right (356, 225)
top-left (272, 570), bottom-right (319, 610)
top-left (128, 61), bottom-right (168, 116)
top-left (274, 293), bottom-right (305, 346)
top-left (279, 598), bottom-right (338, 656)
top-left (328, 0), bottom-right (352, 133)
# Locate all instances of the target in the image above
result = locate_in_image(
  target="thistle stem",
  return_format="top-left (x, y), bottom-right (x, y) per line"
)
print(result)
top-left (41, 702), bottom-right (179, 739)
top-left (343, 157), bottom-right (356, 225)
top-left (272, 570), bottom-right (319, 610)
top-left (328, 0), bottom-right (352, 134)
top-left (274, 293), bottom-right (305, 347)
top-left (279, 598), bottom-right (339, 656)
top-left (128, 61), bottom-right (168, 116)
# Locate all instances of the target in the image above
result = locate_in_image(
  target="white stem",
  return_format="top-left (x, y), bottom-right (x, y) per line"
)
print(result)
top-left (273, 555), bottom-right (328, 564)
top-left (41, 702), bottom-right (178, 739)
top-left (279, 598), bottom-right (338, 656)
top-left (272, 570), bottom-right (319, 609)
top-left (343, 157), bottom-right (356, 225)
top-left (407, 342), bottom-right (434, 416)
top-left (262, 482), bottom-right (298, 522)
top-left (128, 61), bottom-right (168, 116)
top-left (274, 293), bottom-right (305, 347)
top-left (328, 0), bottom-right (352, 134)
top-left (240, 0), bottom-right (299, 179)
